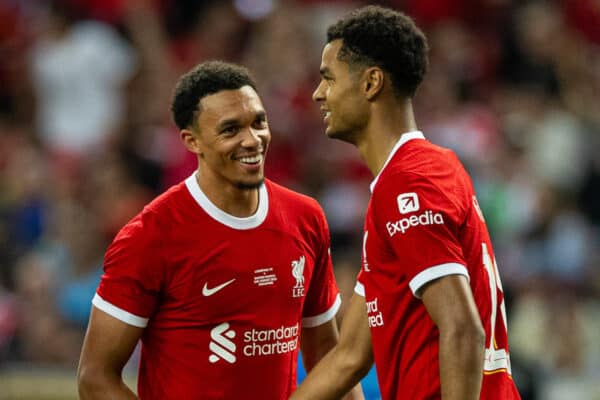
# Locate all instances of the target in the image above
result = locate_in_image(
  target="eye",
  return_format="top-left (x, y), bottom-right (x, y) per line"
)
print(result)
top-left (252, 115), bottom-right (268, 129)
top-left (220, 126), bottom-right (240, 135)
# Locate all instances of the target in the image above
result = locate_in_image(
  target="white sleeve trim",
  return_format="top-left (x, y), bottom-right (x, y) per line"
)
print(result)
top-left (409, 263), bottom-right (469, 298)
top-left (302, 294), bottom-right (341, 328)
top-left (92, 293), bottom-right (149, 328)
top-left (354, 282), bottom-right (365, 297)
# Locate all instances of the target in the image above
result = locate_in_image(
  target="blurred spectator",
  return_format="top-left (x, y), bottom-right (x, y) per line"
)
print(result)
top-left (29, 0), bottom-right (136, 161)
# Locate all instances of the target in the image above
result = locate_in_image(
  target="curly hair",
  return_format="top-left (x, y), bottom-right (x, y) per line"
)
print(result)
top-left (327, 5), bottom-right (429, 98)
top-left (170, 61), bottom-right (257, 130)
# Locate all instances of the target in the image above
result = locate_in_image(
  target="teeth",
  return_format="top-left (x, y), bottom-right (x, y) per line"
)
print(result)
top-left (239, 154), bottom-right (262, 164)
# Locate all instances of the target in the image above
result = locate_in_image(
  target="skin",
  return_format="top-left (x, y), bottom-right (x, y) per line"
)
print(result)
top-left (180, 85), bottom-right (271, 218)
top-left (301, 318), bottom-right (365, 400)
top-left (291, 294), bottom-right (374, 400)
top-left (291, 39), bottom-right (486, 399)
top-left (77, 308), bottom-right (141, 399)
top-left (78, 85), bottom-right (364, 399)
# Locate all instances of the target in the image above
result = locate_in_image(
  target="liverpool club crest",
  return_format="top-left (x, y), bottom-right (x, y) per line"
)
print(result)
top-left (291, 255), bottom-right (305, 298)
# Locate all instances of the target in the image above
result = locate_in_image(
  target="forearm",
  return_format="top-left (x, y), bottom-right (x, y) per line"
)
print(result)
top-left (294, 346), bottom-right (368, 400)
top-left (438, 328), bottom-right (485, 400)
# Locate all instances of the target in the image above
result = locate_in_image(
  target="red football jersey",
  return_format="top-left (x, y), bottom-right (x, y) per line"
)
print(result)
top-left (94, 174), bottom-right (340, 399)
top-left (356, 131), bottom-right (520, 399)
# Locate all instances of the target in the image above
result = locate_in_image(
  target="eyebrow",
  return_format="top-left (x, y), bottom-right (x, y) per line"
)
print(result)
top-left (217, 111), bottom-right (267, 129)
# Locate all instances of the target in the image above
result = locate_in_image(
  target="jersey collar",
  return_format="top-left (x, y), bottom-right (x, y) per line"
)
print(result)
top-left (370, 130), bottom-right (425, 193)
top-left (185, 173), bottom-right (269, 230)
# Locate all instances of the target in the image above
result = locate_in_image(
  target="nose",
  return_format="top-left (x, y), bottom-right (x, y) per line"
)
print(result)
top-left (241, 127), bottom-right (263, 148)
top-left (312, 81), bottom-right (325, 102)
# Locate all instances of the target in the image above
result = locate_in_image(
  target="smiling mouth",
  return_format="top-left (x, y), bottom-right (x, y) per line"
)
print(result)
top-left (237, 154), bottom-right (263, 165)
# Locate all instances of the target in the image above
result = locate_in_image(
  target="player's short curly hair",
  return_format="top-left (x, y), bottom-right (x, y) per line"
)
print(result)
top-left (327, 5), bottom-right (428, 98)
top-left (170, 61), bottom-right (257, 130)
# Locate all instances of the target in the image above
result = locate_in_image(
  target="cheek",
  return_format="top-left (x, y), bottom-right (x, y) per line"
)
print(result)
top-left (330, 84), bottom-right (354, 108)
top-left (339, 96), bottom-right (368, 125)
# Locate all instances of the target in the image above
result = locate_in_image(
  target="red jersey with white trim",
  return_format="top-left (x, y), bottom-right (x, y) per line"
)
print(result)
top-left (94, 175), bottom-right (340, 400)
top-left (356, 131), bottom-right (520, 399)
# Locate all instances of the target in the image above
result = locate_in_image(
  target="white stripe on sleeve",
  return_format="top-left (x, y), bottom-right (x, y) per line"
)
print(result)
top-left (92, 293), bottom-right (149, 328)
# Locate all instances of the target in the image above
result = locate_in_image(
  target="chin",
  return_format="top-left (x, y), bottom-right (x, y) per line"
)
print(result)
top-left (235, 178), bottom-right (264, 190)
top-left (326, 128), bottom-right (354, 144)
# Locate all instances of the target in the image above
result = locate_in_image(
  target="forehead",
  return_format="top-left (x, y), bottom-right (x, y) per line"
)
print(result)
top-left (320, 39), bottom-right (344, 70)
top-left (198, 86), bottom-right (264, 124)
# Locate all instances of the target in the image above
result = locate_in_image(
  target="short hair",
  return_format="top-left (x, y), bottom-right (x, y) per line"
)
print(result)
top-left (326, 5), bottom-right (428, 98)
top-left (170, 61), bottom-right (257, 130)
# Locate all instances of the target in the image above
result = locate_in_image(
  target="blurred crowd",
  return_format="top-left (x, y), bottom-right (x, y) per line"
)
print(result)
top-left (0, 0), bottom-right (599, 398)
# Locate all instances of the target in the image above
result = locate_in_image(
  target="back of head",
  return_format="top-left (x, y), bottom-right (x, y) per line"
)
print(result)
top-left (327, 5), bottom-right (428, 98)
top-left (170, 61), bottom-right (257, 130)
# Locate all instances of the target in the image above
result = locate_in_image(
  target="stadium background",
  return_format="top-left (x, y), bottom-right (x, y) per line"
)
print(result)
top-left (0, 0), bottom-right (599, 398)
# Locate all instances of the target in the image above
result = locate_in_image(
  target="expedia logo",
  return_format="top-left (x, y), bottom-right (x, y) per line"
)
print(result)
top-left (209, 322), bottom-right (236, 364)
top-left (397, 192), bottom-right (419, 214)
top-left (386, 210), bottom-right (444, 236)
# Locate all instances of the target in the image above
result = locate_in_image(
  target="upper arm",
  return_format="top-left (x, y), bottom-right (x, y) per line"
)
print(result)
top-left (301, 293), bottom-right (373, 373)
top-left (337, 294), bottom-right (373, 370)
top-left (421, 274), bottom-right (482, 333)
top-left (78, 306), bottom-right (144, 377)
top-left (314, 292), bottom-right (374, 377)
top-left (300, 318), bottom-right (340, 371)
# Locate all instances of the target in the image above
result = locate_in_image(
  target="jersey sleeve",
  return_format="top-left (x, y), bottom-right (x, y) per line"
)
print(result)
top-left (301, 205), bottom-right (340, 327)
top-left (373, 172), bottom-right (469, 297)
top-left (355, 226), bottom-right (369, 297)
top-left (93, 211), bottom-right (163, 327)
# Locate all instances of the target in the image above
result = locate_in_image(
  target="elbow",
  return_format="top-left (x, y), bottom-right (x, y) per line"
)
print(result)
top-left (462, 320), bottom-right (485, 349)
top-left (77, 365), bottom-right (96, 397)
top-left (77, 364), bottom-right (109, 398)
top-left (354, 349), bottom-right (374, 378)
top-left (442, 319), bottom-right (485, 352)
top-left (338, 343), bottom-right (373, 380)
top-left (470, 320), bottom-right (485, 349)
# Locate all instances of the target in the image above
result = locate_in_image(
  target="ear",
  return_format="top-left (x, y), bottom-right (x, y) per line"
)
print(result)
top-left (180, 129), bottom-right (203, 155)
top-left (363, 67), bottom-right (384, 101)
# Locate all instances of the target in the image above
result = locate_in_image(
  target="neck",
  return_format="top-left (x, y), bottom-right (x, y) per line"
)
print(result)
top-left (356, 98), bottom-right (417, 177)
top-left (195, 171), bottom-right (259, 217)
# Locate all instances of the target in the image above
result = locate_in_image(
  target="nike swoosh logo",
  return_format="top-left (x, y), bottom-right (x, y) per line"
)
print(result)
top-left (202, 279), bottom-right (236, 296)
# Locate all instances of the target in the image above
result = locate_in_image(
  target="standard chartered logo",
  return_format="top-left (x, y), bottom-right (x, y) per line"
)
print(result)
top-left (366, 297), bottom-right (384, 328)
top-left (208, 322), bottom-right (299, 364)
top-left (209, 322), bottom-right (236, 364)
top-left (243, 323), bottom-right (299, 357)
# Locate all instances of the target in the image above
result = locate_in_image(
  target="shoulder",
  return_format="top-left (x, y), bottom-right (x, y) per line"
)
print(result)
top-left (117, 181), bottom-right (190, 239)
top-left (373, 143), bottom-right (472, 220)
top-left (265, 180), bottom-right (329, 240)
top-left (396, 139), bottom-right (463, 176)
top-left (378, 140), bottom-right (468, 194)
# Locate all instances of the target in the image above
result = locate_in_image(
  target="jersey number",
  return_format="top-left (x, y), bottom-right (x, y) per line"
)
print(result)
top-left (482, 243), bottom-right (511, 374)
